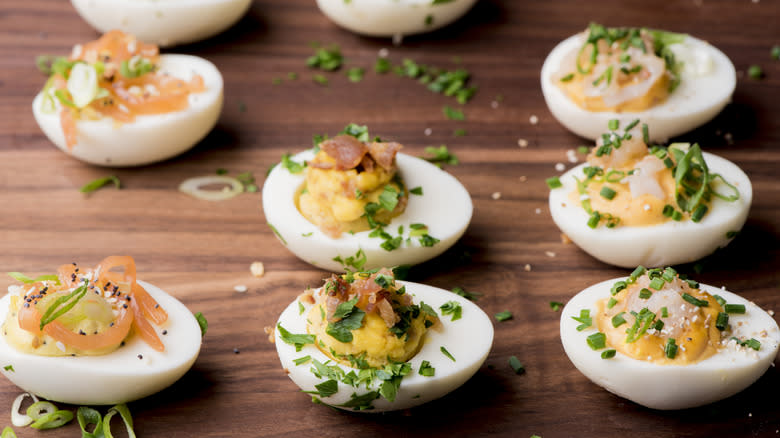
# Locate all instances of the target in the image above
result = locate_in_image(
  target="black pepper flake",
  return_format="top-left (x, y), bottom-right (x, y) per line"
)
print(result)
top-left (113, 285), bottom-right (119, 292)
top-left (23, 303), bottom-right (29, 308)
top-left (125, 296), bottom-right (131, 301)
top-left (162, 330), bottom-right (167, 335)
top-left (110, 322), bottom-right (115, 327)
top-left (137, 354), bottom-right (143, 360)
top-left (122, 304), bottom-right (128, 309)
top-left (154, 304), bottom-right (159, 309)
top-left (233, 348), bottom-right (240, 354)
top-left (120, 341), bottom-right (125, 347)
top-left (79, 330), bottom-right (86, 335)
top-left (74, 268), bottom-right (79, 273)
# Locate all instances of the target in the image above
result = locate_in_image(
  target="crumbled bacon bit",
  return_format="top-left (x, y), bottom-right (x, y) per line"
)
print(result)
top-left (368, 141), bottom-right (402, 170)
top-left (560, 233), bottom-right (572, 244)
top-left (320, 135), bottom-right (369, 170)
top-left (264, 326), bottom-right (275, 343)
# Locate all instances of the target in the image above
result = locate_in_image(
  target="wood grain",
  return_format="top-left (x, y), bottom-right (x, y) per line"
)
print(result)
top-left (1, 0), bottom-right (779, 436)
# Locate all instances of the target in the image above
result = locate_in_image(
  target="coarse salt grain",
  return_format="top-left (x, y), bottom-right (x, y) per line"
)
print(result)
top-left (545, 251), bottom-right (556, 258)
top-left (424, 128), bottom-right (432, 136)
top-left (234, 285), bottom-right (248, 293)
top-left (524, 264), bottom-right (531, 272)
top-left (491, 101), bottom-right (499, 109)
top-left (535, 208), bottom-right (542, 214)
top-left (491, 192), bottom-right (501, 200)
top-left (529, 115), bottom-right (539, 125)
top-left (555, 163), bottom-right (565, 172)
top-left (378, 48), bottom-right (389, 58)
top-left (518, 138), bottom-right (528, 147)
top-left (519, 175), bottom-right (527, 182)
top-left (250, 262), bottom-right (265, 278)
top-left (566, 149), bottom-right (578, 163)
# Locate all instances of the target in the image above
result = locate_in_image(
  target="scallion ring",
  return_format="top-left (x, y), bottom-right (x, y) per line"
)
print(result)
top-left (11, 393), bottom-right (39, 427)
top-left (179, 176), bottom-right (244, 201)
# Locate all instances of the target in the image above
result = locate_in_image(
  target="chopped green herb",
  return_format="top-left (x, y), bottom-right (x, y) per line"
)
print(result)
top-left (572, 309), bottom-right (592, 331)
top-left (120, 58), bottom-right (153, 78)
top-left (80, 175), bottom-right (121, 193)
top-left (639, 288), bottom-right (652, 299)
top-left (724, 303), bottom-right (746, 314)
top-left (419, 360), bottom-right (435, 376)
top-left (661, 306), bottom-right (668, 318)
top-left (748, 65), bottom-right (763, 80)
top-left (772, 46), bottom-right (780, 60)
top-left (3, 365), bottom-right (13, 372)
top-left (599, 186), bottom-right (617, 200)
top-left (606, 298), bottom-right (618, 309)
top-left (546, 176), bottom-right (563, 189)
top-left (601, 349), bottom-right (616, 359)
top-left (611, 312), bottom-right (626, 327)
top-left (326, 299), bottom-right (366, 343)
top-left (715, 312), bottom-right (729, 331)
top-left (277, 323), bottom-right (315, 351)
top-left (682, 293), bottom-right (709, 307)
top-left (346, 67), bottom-right (364, 83)
top-left (509, 355), bottom-right (525, 374)
top-left (712, 294), bottom-right (726, 306)
top-left (452, 287), bottom-right (481, 301)
top-left (577, 146), bottom-right (589, 154)
top-left (422, 145), bottom-right (459, 167)
top-left (649, 277), bottom-right (665, 290)
top-left (314, 379), bottom-right (339, 397)
top-left (333, 249), bottom-right (367, 271)
top-left (625, 307), bottom-right (656, 343)
top-left (587, 332), bottom-right (607, 350)
top-left (440, 301), bottom-right (463, 321)
top-left (7, 272), bottom-right (59, 285)
top-left (338, 391), bottom-right (379, 410)
top-left (312, 74), bottom-right (328, 86)
top-left (560, 73), bottom-right (575, 82)
top-left (453, 128), bottom-right (467, 137)
top-left (298, 301), bottom-right (305, 315)
top-left (549, 301), bottom-right (563, 311)
top-left (608, 119), bottom-right (619, 131)
top-left (665, 338), bottom-right (678, 359)
top-left (409, 186), bottom-right (423, 195)
top-left (440, 346), bottom-right (456, 361)
top-left (375, 57), bottom-right (391, 74)
top-left (307, 45), bottom-right (343, 71)
top-left (280, 153), bottom-right (305, 173)
top-left (494, 311), bottom-right (513, 322)
top-left (267, 223), bottom-right (287, 245)
top-left (443, 105), bottom-right (465, 121)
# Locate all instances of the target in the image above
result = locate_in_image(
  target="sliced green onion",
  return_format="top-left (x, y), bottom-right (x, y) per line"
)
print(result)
top-left (611, 312), bottom-right (626, 327)
top-left (662, 204), bottom-right (675, 217)
top-left (11, 393), bottom-right (39, 427)
top-left (77, 406), bottom-right (103, 438)
top-left (1, 427), bottom-right (16, 438)
top-left (672, 210), bottom-right (683, 221)
top-left (608, 119), bottom-right (619, 131)
top-left (560, 73), bottom-right (575, 82)
top-left (508, 356), bottom-right (525, 375)
top-left (103, 404), bottom-right (136, 438)
top-left (665, 338), bottom-right (678, 359)
top-left (629, 266), bottom-right (646, 282)
top-left (712, 294), bottom-right (726, 306)
top-left (601, 349), bottom-right (616, 359)
top-left (440, 346), bottom-right (456, 362)
top-left (715, 312), bottom-right (729, 331)
top-left (7, 272), bottom-right (59, 285)
top-left (67, 62), bottom-right (99, 108)
top-left (587, 332), bottom-right (607, 350)
top-left (587, 211), bottom-right (601, 228)
top-left (661, 307), bottom-right (668, 318)
top-left (725, 304), bottom-right (746, 314)
top-left (691, 204), bottom-right (708, 222)
top-left (549, 301), bottom-right (563, 311)
top-left (30, 410), bottom-right (73, 430)
top-left (293, 355), bottom-right (311, 366)
top-left (572, 309), bottom-right (592, 331)
top-left (642, 123), bottom-right (650, 144)
top-left (649, 277), bottom-right (665, 290)
top-left (639, 288), bottom-right (652, 299)
top-left (39, 280), bottom-right (88, 330)
top-left (195, 312), bottom-right (208, 336)
top-left (682, 293), bottom-right (709, 307)
top-left (81, 175), bottom-right (121, 193)
top-left (599, 186), bottom-right (617, 200)
top-left (606, 298), bottom-right (618, 309)
top-left (653, 319), bottom-right (664, 331)
top-left (743, 338), bottom-right (761, 351)
top-left (546, 176), bottom-right (563, 189)
top-left (494, 311), bottom-right (513, 322)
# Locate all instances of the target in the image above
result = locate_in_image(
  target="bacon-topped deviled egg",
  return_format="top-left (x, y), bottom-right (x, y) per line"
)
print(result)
top-left (70, 0), bottom-right (252, 47)
top-left (262, 124), bottom-right (472, 272)
top-left (274, 269), bottom-right (493, 411)
top-left (0, 256), bottom-right (203, 405)
top-left (561, 267), bottom-right (780, 410)
top-left (316, 0), bottom-right (478, 38)
top-left (548, 120), bottom-right (750, 268)
top-left (541, 23), bottom-right (735, 142)
top-left (33, 30), bottom-right (223, 166)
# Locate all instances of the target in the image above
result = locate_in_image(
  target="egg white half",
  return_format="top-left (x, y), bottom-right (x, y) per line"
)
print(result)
top-left (541, 33), bottom-right (736, 142)
top-left (316, 0), bottom-right (478, 37)
top-left (32, 54), bottom-right (224, 167)
top-left (561, 278), bottom-right (780, 410)
top-left (262, 150), bottom-right (473, 272)
top-left (275, 280), bottom-right (493, 412)
top-left (0, 280), bottom-right (202, 405)
top-left (549, 151), bottom-right (751, 268)
top-left (70, 0), bottom-right (252, 47)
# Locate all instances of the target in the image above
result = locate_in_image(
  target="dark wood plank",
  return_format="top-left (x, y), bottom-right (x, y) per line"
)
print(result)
top-left (0, 0), bottom-right (779, 436)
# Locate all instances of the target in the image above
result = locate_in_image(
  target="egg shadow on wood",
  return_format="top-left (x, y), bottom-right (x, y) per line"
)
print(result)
top-left (166, 6), bottom-right (268, 55)
top-left (131, 366), bottom-right (217, 413)
top-left (671, 102), bottom-right (758, 149)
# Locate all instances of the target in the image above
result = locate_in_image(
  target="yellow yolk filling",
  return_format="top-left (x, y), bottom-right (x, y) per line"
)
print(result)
top-left (596, 285), bottom-right (723, 364)
top-left (558, 69), bottom-right (670, 113)
top-left (296, 150), bottom-right (406, 237)
top-left (306, 304), bottom-right (427, 368)
top-left (2, 293), bottom-right (121, 356)
top-left (568, 162), bottom-right (678, 227)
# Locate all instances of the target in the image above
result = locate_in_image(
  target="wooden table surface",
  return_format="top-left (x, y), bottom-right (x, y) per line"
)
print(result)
top-left (1, 0), bottom-right (779, 436)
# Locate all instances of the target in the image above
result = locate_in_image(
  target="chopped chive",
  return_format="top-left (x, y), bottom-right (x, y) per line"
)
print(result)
top-left (572, 309), bottom-right (592, 331)
top-left (629, 265), bottom-right (646, 281)
top-left (293, 355), bottom-right (312, 365)
top-left (577, 146), bottom-right (589, 154)
top-left (653, 319), bottom-right (664, 331)
top-left (601, 349), bottom-right (616, 359)
top-left (624, 119), bottom-right (640, 132)
top-left (611, 312), bottom-right (626, 328)
top-left (549, 301), bottom-right (564, 311)
top-left (495, 311), bottom-right (513, 322)
top-left (682, 293), bottom-right (709, 307)
top-left (638, 288), bottom-right (652, 299)
top-left (606, 297), bottom-right (618, 309)
top-left (662, 204), bottom-right (675, 217)
top-left (691, 204), bottom-right (708, 222)
top-left (610, 281), bottom-right (627, 296)
top-left (409, 186), bottom-right (423, 195)
top-left (772, 46), bottom-right (780, 60)
top-left (649, 277), bottom-right (665, 290)
top-left (599, 186), bottom-right (617, 200)
top-left (440, 346), bottom-right (456, 361)
top-left (665, 338), bottom-right (678, 359)
top-left (671, 210), bottom-right (683, 221)
top-left (587, 211), bottom-right (601, 228)
top-left (546, 176), bottom-right (563, 189)
top-left (642, 123), bottom-right (650, 144)
top-left (662, 267), bottom-right (677, 282)
top-left (743, 338), bottom-right (761, 351)
top-left (712, 294), bottom-right (726, 306)
top-left (715, 312), bottom-right (729, 331)
top-left (724, 303), bottom-right (746, 314)
top-left (608, 119), bottom-right (619, 131)
top-left (509, 356), bottom-right (525, 374)
top-left (661, 306), bottom-right (668, 318)
top-left (586, 332), bottom-right (607, 350)
top-left (560, 73), bottom-right (575, 82)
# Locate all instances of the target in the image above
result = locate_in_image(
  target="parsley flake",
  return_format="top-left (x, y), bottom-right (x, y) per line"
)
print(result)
top-left (439, 301), bottom-right (462, 321)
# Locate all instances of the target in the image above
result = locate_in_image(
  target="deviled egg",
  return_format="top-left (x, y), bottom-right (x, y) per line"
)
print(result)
top-left (560, 267), bottom-right (780, 410)
top-left (32, 30), bottom-right (223, 166)
top-left (262, 124), bottom-right (472, 272)
top-left (0, 256), bottom-right (202, 405)
top-left (541, 23), bottom-right (736, 142)
top-left (70, 0), bottom-right (252, 47)
top-left (316, 0), bottom-right (478, 37)
top-left (548, 120), bottom-right (750, 268)
top-left (274, 269), bottom-right (493, 411)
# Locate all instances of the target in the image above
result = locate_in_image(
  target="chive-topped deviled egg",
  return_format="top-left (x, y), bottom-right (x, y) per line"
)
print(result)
top-left (316, 0), bottom-right (478, 38)
top-left (560, 267), bottom-right (780, 410)
top-left (0, 256), bottom-right (203, 405)
top-left (70, 0), bottom-right (251, 47)
top-left (547, 120), bottom-right (750, 268)
top-left (274, 269), bottom-right (493, 411)
top-left (262, 124), bottom-right (473, 272)
top-left (33, 30), bottom-right (223, 166)
top-left (541, 23), bottom-right (736, 142)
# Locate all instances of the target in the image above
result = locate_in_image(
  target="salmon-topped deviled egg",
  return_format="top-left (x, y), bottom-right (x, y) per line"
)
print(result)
top-left (33, 30), bottom-right (223, 166)
top-left (548, 120), bottom-right (750, 268)
top-left (541, 23), bottom-right (735, 142)
top-left (0, 256), bottom-right (203, 405)
top-left (71, 0), bottom-right (252, 47)
top-left (561, 267), bottom-right (780, 409)
top-left (262, 124), bottom-right (472, 272)
top-left (274, 268), bottom-right (493, 411)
